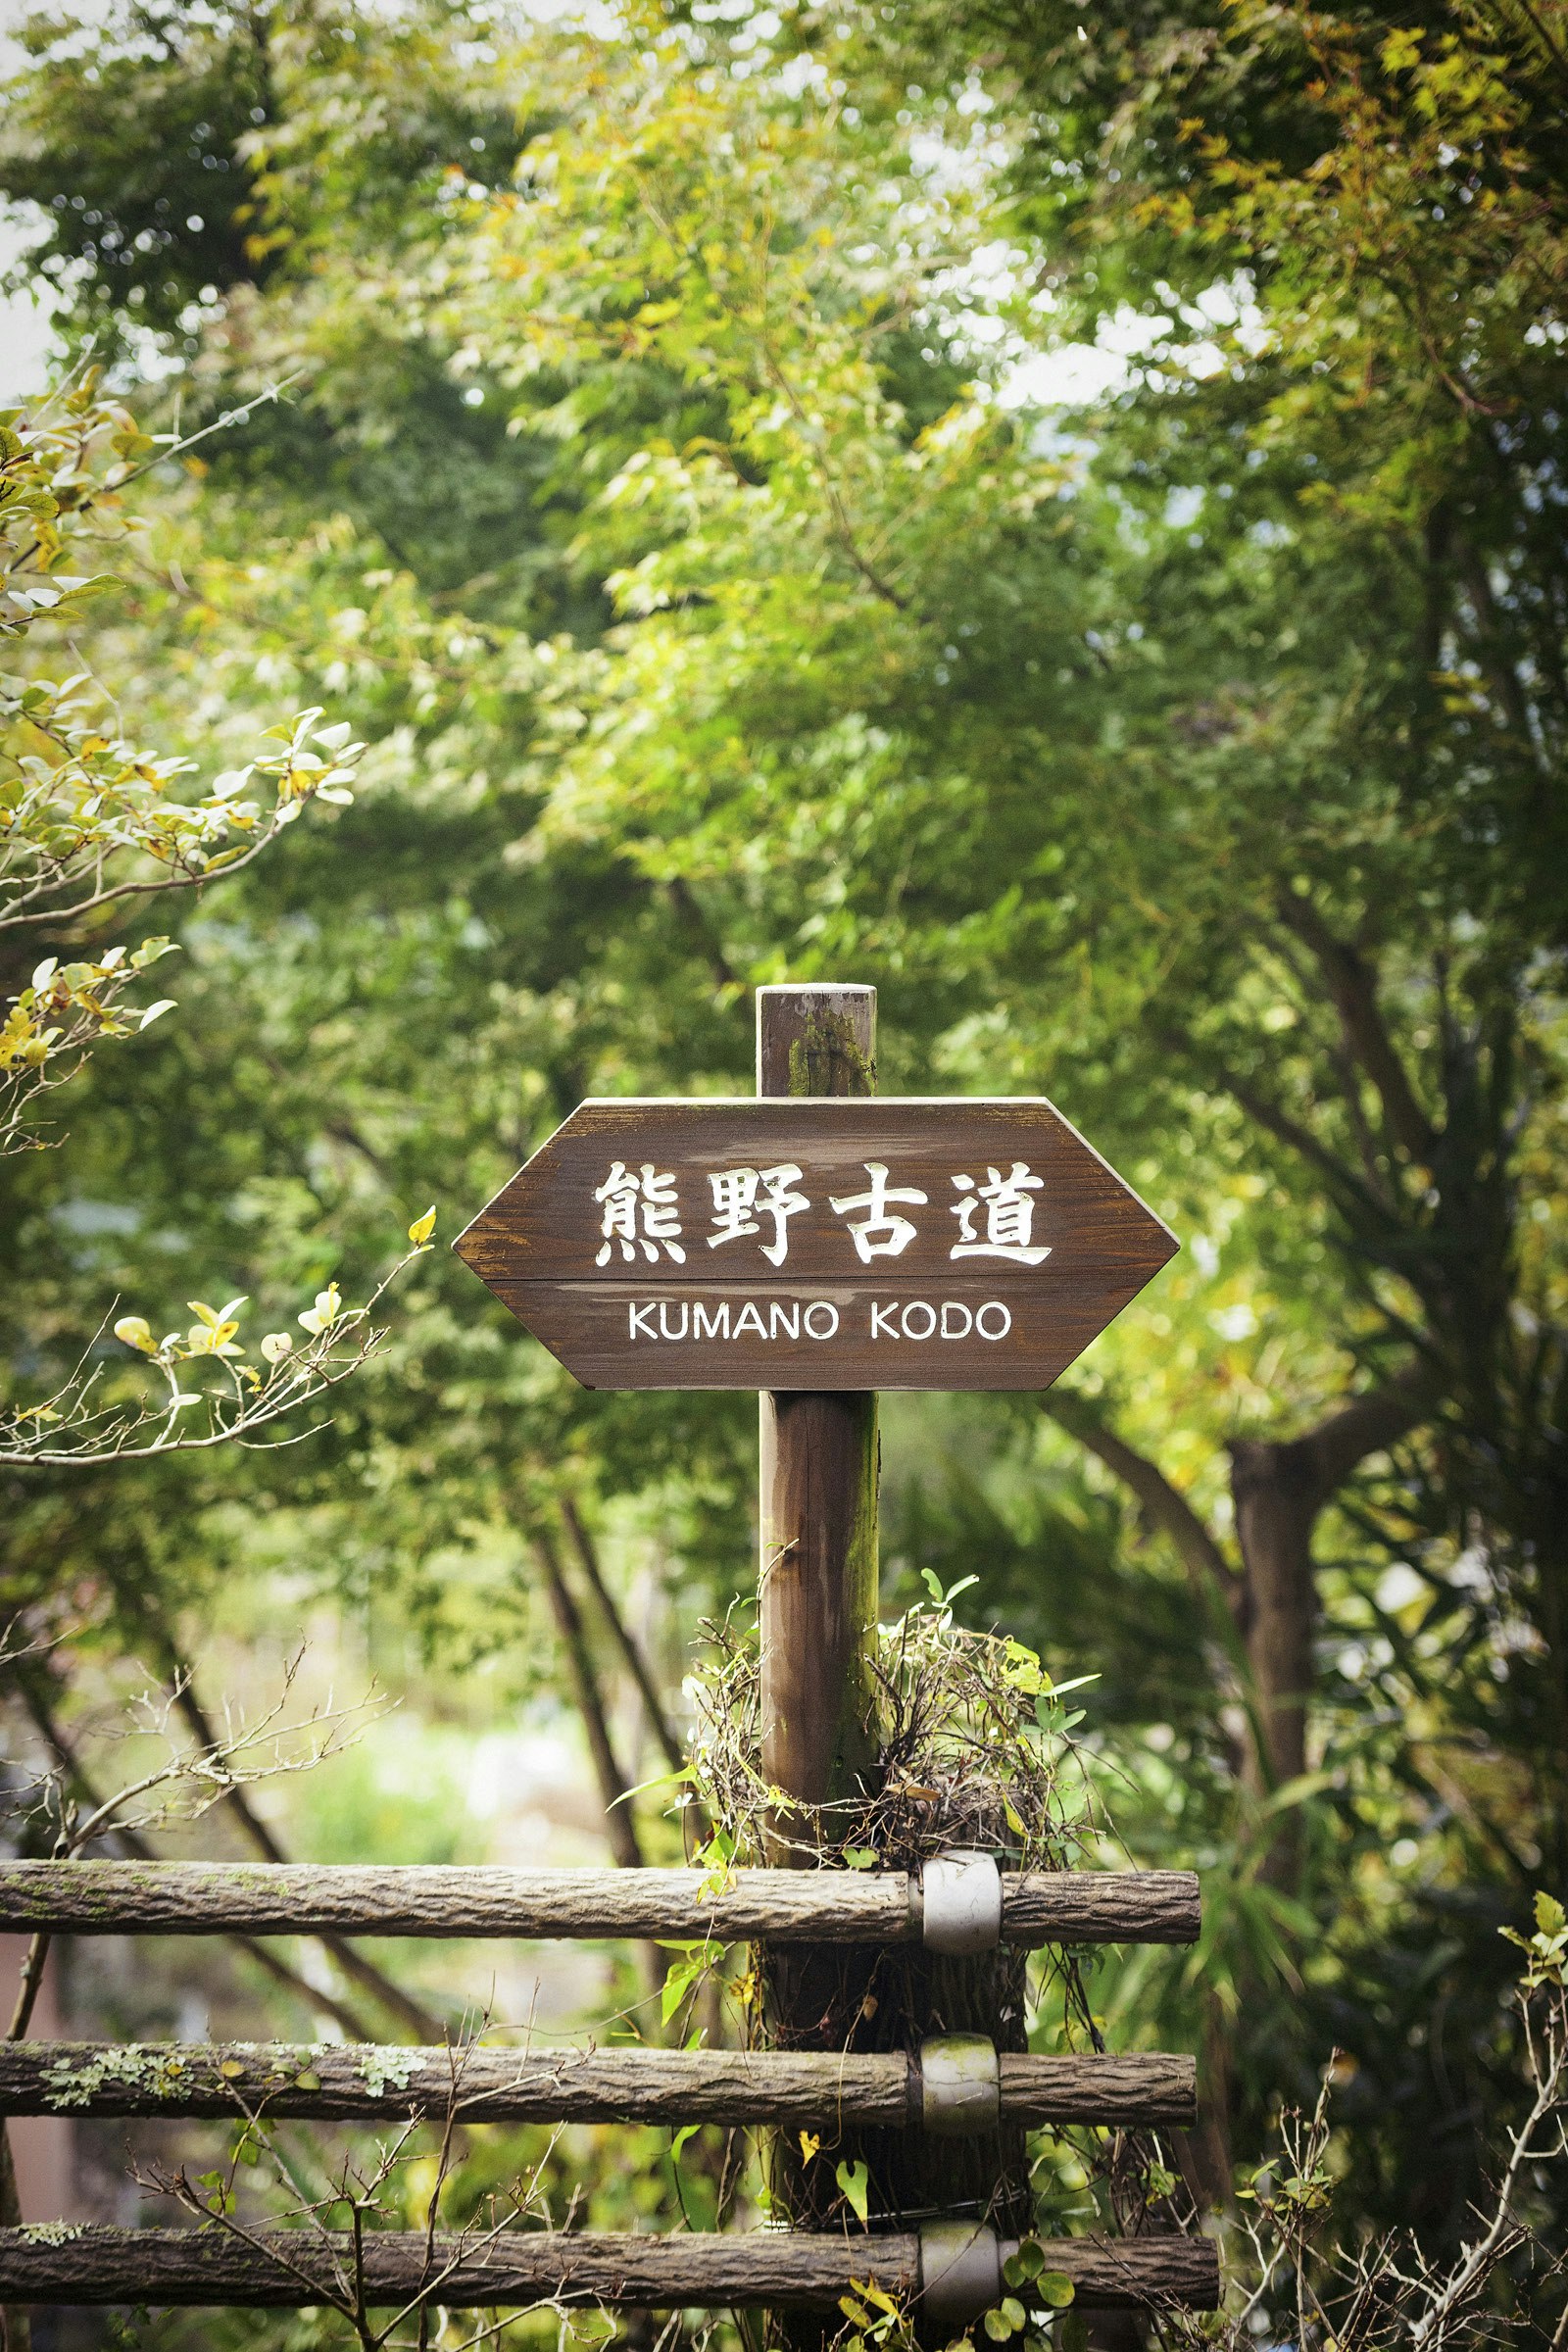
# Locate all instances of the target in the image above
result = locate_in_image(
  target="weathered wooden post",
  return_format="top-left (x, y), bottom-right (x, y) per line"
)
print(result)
top-left (755, 987), bottom-right (883, 2287)
top-left (757, 983), bottom-right (880, 1857)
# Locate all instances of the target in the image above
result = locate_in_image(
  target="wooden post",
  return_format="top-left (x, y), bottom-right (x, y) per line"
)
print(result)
top-left (756, 986), bottom-right (881, 2312)
top-left (753, 987), bottom-right (1032, 2272)
top-left (758, 983), bottom-right (880, 1855)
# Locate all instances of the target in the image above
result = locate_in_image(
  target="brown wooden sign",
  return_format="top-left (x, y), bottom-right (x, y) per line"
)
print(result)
top-left (454, 1099), bottom-right (1177, 1392)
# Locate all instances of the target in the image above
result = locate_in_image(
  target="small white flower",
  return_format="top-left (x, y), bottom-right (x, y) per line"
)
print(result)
top-left (298, 1282), bottom-right (341, 1337)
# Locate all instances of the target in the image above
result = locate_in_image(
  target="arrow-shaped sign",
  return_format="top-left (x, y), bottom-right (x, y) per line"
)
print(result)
top-left (454, 1098), bottom-right (1177, 1392)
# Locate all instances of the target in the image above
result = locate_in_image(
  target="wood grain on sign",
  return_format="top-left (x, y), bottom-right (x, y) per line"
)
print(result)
top-left (454, 1098), bottom-right (1178, 1391)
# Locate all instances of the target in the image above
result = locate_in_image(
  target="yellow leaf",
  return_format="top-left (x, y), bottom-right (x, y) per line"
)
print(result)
top-left (408, 1205), bottom-right (437, 1247)
top-left (113, 1315), bottom-right (155, 1354)
top-left (799, 2131), bottom-right (820, 2164)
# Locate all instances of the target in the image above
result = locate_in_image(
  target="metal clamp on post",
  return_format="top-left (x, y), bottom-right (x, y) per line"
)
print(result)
top-left (920, 2034), bottom-right (1001, 2136)
top-left (919, 2222), bottom-right (1001, 2332)
top-left (920, 1851), bottom-right (1003, 1956)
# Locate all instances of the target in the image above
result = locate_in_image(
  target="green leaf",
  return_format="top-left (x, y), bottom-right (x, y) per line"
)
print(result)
top-left (1037, 2273), bottom-right (1075, 2310)
top-left (835, 2158), bottom-right (869, 2223)
top-left (661, 1950), bottom-right (707, 2025)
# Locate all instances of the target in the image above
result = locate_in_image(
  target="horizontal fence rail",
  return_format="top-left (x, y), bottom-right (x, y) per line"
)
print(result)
top-left (0, 1863), bottom-right (1200, 1946)
top-left (0, 2227), bottom-right (1221, 2312)
top-left (0, 2041), bottom-right (1197, 2130)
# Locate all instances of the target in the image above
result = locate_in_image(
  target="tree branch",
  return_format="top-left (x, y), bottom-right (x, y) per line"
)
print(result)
top-left (530, 1527), bottom-right (645, 1873)
top-left (1157, 1026), bottom-right (1394, 1225)
top-left (559, 1499), bottom-right (689, 1788)
top-left (1298, 1362), bottom-right (1435, 1500)
top-left (1275, 893), bottom-right (1438, 1166)
top-left (170, 1670), bottom-right (444, 2043)
top-left (11, 1674), bottom-right (375, 2042)
top-left (664, 878), bottom-right (738, 994)
top-left (1040, 1388), bottom-right (1245, 1628)
top-left (1451, 526), bottom-right (1549, 778)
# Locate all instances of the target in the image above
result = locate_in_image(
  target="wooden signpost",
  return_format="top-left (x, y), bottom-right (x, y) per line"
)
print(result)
top-left (453, 1091), bottom-right (1177, 1392)
top-left (0, 983), bottom-right (1215, 2334)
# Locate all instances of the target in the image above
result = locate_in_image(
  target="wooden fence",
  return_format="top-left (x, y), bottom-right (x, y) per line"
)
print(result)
top-left (0, 2040), bottom-right (1196, 2129)
top-left (0, 2224), bottom-right (1218, 2311)
top-left (0, 1859), bottom-right (1218, 2321)
top-left (0, 1861), bottom-right (1200, 1944)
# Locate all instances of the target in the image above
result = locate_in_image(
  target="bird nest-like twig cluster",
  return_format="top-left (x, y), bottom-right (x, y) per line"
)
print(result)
top-left (685, 1579), bottom-right (1107, 1876)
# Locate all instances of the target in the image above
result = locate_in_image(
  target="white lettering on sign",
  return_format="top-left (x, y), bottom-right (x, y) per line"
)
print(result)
top-left (951, 1163), bottom-right (1051, 1264)
top-left (624, 1299), bottom-right (1011, 1342)
top-left (625, 1299), bottom-right (844, 1342)
top-left (828, 1161), bottom-right (929, 1260)
top-left (595, 1162), bottom-right (687, 1265)
top-left (707, 1163), bottom-right (811, 1264)
top-left (590, 1155), bottom-right (1060, 1275)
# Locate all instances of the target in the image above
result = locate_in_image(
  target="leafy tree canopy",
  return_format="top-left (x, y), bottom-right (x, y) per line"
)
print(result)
top-left (1, 0), bottom-right (1564, 2257)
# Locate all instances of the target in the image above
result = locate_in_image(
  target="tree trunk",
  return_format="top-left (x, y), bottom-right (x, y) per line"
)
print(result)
top-left (1229, 1376), bottom-right (1430, 1888)
top-left (1230, 1435), bottom-right (1320, 1881)
top-left (531, 1525), bottom-right (663, 2005)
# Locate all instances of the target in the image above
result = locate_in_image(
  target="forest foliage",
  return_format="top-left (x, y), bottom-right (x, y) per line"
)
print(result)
top-left (0, 0), bottom-right (1565, 2334)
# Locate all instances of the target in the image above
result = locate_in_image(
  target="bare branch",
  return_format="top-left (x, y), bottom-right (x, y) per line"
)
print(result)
top-left (530, 1525), bottom-right (647, 1875)
top-left (1040, 1387), bottom-right (1244, 1626)
top-left (7, 1666), bottom-right (380, 2041)
top-left (170, 1667), bottom-right (445, 2044)
top-left (1298, 1363), bottom-right (1435, 1501)
top-left (1275, 891), bottom-right (1438, 1166)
